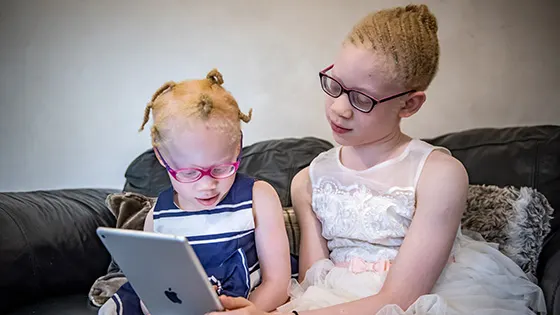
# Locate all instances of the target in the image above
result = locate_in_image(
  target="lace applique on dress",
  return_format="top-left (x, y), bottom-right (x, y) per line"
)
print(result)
top-left (312, 176), bottom-right (416, 263)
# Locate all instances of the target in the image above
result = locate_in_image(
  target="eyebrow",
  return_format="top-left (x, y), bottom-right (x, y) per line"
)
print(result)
top-left (331, 71), bottom-right (383, 98)
top-left (174, 154), bottom-right (236, 169)
top-left (335, 65), bottom-right (400, 98)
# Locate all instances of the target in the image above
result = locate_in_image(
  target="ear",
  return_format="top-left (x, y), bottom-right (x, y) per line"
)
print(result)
top-left (398, 91), bottom-right (426, 118)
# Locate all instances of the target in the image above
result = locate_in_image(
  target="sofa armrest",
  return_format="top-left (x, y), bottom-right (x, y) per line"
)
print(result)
top-left (0, 189), bottom-right (118, 313)
top-left (538, 231), bottom-right (560, 314)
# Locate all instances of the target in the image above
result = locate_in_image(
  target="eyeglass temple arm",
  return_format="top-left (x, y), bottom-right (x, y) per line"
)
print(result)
top-left (154, 147), bottom-right (174, 172)
top-left (237, 132), bottom-right (244, 162)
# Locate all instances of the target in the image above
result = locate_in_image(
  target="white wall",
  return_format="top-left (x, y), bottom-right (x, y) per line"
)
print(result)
top-left (1, 0), bottom-right (559, 192)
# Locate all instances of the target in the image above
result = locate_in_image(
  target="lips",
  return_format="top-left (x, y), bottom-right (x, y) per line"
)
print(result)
top-left (195, 195), bottom-right (220, 207)
top-left (329, 120), bottom-right (352, 134)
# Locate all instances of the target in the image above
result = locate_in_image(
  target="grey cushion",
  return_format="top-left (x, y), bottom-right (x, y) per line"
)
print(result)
top-left (463, 185), bottom-right (553, 275)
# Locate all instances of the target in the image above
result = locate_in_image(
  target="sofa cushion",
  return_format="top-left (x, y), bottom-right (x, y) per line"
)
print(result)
top-left (425, 125), bottom-right (560, 232)
top-left (123, 137), bottom-right (333, 207)
top-left (0, 189), bottom-right (118, 314)
top-left (463, 185), bottom-right (553, 276)
top-left (88, 192), bottom-right (155, 307)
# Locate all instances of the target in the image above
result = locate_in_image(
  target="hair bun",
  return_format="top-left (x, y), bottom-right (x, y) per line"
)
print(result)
top-left (238, 108), bottom-right (253, 123)
top-left (198, 94), bottom-right (214, 118)
top-left (405, 4), bottom-right (438, 33)
top-left (206, 68), bottom-right (224, 86)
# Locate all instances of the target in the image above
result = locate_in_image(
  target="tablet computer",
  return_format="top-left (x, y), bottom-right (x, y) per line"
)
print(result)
top-left (96, 227), bottom-right (224, 315)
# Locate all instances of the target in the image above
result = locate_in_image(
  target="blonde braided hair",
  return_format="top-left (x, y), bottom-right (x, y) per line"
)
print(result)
top-left (139, 69), bottom-right (252, 147)
top-left (345, 4), bottom-right (439, 91)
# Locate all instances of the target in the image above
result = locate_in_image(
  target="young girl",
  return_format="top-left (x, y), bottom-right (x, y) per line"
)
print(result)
top-left (209, 4), bottom-right (547, 315)
top-left (99, 69), bottom-right (291, 315)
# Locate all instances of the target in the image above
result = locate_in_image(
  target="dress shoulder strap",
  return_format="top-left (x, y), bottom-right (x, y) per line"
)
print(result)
top-left (153, 186), bottom-right (176, 213)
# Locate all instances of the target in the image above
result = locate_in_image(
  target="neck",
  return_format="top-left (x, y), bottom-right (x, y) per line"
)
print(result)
top-left (342, 127), bottom-right (411, 170)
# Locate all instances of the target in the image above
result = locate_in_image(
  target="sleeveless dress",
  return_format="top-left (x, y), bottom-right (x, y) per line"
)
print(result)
top-left (100, 173), bottom-right (263, 315)
top-left (277, 139), bottom-right (547, 315)
top-left (153, 173), bottom-right (261, 297)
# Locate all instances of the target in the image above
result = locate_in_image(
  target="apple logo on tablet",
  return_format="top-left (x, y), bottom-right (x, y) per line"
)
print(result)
top-left (164, 288), bottom-right (182, 304)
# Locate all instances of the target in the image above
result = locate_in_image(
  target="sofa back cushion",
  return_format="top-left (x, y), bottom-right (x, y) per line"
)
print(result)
top-left (425, 125), bottom-right (560, 232)
top-left (123, 137), bottom-right (333, 207)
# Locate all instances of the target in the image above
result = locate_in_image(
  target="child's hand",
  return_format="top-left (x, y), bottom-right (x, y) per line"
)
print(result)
top-left (207, 295), bottom-right (269, 315)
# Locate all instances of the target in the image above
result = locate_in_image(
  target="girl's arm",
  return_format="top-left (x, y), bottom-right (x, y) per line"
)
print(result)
top-left (290, 167), bottom-right (329, 282)
top-left (371, 152), bottom-right (468, 309)
top-left (248, 180), bottom-right (291, 311)
top-left (144, 208), bottom-right (154, 231)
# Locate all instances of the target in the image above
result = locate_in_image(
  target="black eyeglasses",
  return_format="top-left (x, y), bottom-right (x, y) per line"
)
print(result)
top-left (319, 64), bottom-right (415, 113)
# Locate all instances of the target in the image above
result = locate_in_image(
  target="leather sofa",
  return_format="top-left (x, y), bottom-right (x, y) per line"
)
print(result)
top-left (1, 125), bottom-right (559, 314)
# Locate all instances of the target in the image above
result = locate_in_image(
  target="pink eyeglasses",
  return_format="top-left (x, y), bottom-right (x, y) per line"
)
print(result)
top-left (155, 135), bottom-right (243, 183)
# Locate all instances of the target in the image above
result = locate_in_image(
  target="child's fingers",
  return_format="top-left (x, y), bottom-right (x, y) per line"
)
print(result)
top-left (206, 295), bottom-right (255, 314)
top-left (140, 300), bottom-right (150, 315)
top-left (220, 295), bottom-right (253, 309)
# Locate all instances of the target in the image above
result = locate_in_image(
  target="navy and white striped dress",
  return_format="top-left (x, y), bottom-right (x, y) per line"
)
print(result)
top-left (102, 173), bottom-right (263, 315)
top-left (152, 173), bottom-right (261, 297)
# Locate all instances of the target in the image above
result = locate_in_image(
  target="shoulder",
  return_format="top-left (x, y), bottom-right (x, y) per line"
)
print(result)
top-left (292, 166), bottom-right (310, 188)
top-left (416, 150), bottom-right (469, 214)
top-left (252, 180), bottom-right (278, 200)
top-left (143, 198), bottom-right (157, 231)
top-left (292, 167), bottom-right (311, 196)
top-left (252, 180), bottom-right (282, 210)
top-left (251, 180), bottom-right (283, 219)
top-left (423, 150), bottom-right (468, 184)
top-left (412, 138), bottom-right (465, 184)
top-left (290, 167), bottom-right (313, 213)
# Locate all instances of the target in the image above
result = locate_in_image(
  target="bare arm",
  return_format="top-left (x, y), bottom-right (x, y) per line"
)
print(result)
top-left (248, 180), bottom-right (291, 311)
top-left (143, 207), bottom-right (154, 232)
top-left (294, 152), bottom-right (469, 315)
top-left (291, 167), bottom-right (329, 282)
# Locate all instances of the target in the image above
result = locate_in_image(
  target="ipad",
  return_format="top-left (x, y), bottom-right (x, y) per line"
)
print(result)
top-left (96, 227), bottom-right (224, 315)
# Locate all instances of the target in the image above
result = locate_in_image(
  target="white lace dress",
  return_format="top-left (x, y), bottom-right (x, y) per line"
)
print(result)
top-left (277, 139), bottom-right (547, 315)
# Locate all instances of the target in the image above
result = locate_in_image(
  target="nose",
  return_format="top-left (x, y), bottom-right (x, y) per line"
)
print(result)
top-left (196, 175), bottom-right (218, 191)
top-left (330, 94), bottom-right (353, 120)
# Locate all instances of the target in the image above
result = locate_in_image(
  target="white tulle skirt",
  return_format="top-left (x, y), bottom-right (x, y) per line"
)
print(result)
top-left (277, 234), bottom-right (547, 315)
